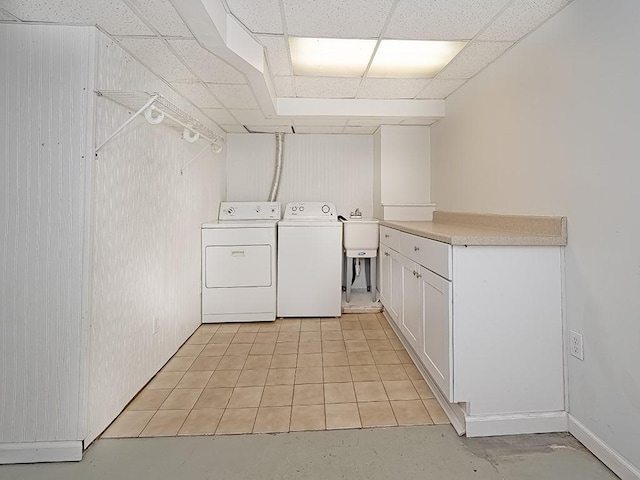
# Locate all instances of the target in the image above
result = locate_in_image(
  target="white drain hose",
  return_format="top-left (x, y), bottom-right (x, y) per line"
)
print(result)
top-left (268, 132), bottom-right (284, 202)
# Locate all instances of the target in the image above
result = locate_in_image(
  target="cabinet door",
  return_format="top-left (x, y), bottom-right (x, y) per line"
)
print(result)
top-left (379, 245), bottom-right (391, 308)
top-left (389, 248), bottom-right (403, 328)
top-left (420, 267), bottom-right (453, 401)
top-left (401, 256), bottom-right (421, 351)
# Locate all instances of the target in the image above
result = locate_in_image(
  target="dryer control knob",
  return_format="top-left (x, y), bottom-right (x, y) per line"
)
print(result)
top-left (321, 204), bottom-right (330, 213)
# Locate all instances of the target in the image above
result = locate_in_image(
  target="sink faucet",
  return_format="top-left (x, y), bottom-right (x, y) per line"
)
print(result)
top-left (350, 208), bottom-right (362, 218)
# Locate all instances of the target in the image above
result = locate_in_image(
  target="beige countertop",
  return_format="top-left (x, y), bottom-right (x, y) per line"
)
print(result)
top-left (380, 211), bottom-right (567, 246)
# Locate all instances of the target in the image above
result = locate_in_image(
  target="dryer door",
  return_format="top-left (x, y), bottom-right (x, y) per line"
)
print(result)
top-left (205, 244), bottom-right (272, 288)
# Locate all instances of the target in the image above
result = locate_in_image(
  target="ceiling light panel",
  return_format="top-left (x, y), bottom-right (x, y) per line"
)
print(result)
top-left (368, 40), bottom-right (466, 78)
top-left (358, 78), bottom-right (430, 99)
top-left (384, 0), bottom-right (511, 40)
top-left (438, 41), bottom-right (512, 79)
top-left (126, 0), bottom-right (192, 36)
top-left (118, 38), bottom-right (195, 82)
top-left (2, 0), bottom-right (153, 36)
top-left (283, 0), bottom-right (395, 38)
top-left (478, 0), bottom-right (572, 41)
top-left (257, 35), bottom-right (293, 76)
top-left (168, 39), bottom-right (246, 84)
top-left (171, 83), bottom-right (223, 108)
top-left (210, 84), bottom-right (260, 110)
top-left (289, 37), bottom-right (376, 77)
top-left (226, 0), bottom-right (284, 34)
top-left (415, 79), bottom-right (467, 99)
top-left (294, 76), bottom-right (361, 98)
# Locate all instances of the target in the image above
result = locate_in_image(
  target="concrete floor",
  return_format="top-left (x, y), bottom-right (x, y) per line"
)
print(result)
top-left (0, 426), bottom-right (617, 480)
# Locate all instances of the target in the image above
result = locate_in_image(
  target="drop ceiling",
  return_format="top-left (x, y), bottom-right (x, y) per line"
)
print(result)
top-left (0, 0), bottom-right (572, 134)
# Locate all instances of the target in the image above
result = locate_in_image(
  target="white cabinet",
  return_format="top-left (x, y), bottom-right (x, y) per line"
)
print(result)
top-left (379, 234), bottom-right (402, 328)
top-left (379, 244), bottom-right (391, 307)
top-left (401, 256), bottom-right (422, 350)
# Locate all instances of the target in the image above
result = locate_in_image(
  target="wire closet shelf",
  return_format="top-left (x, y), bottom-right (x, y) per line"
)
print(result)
top-left (94, 90), bottom-right (224, 155)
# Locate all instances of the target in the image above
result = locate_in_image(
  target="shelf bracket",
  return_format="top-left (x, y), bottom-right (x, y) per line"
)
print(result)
top-left (95, 94), bottom-right (158, 153)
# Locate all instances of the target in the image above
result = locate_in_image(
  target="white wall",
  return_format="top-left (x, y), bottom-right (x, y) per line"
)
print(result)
top-left (431, 0), bottom-right (640, 474)
top-left (85, 32), bottom-right (226, 443)
top-left (0, 24), bottom-right (93, 449)
top-left (226, 133), bottom-right (373, 218)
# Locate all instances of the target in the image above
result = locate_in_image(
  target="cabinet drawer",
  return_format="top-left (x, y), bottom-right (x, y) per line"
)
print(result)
top-left (400, 233), bottom-right (451, 280)
top-left (380, 226), bottom-right (399, 251)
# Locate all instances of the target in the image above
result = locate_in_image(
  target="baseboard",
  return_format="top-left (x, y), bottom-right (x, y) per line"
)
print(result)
top-left (569, 415), bottom-right (640, 480)
top-left (465, 411), bottom-right (568, 437)
top-left (0, 441), bottom-right (82, 464)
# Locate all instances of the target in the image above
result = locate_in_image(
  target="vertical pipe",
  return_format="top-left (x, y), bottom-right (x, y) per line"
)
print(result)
top-left (268, 132), bottom-right (284, 202)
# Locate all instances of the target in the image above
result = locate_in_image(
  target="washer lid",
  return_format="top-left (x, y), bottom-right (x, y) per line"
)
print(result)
top-left (202, 219), bottom-right (279, 229)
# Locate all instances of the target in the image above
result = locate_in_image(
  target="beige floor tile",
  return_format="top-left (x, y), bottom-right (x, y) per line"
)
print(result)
top-left (347, 351), bottom-right (375, 365)
top-left (275, 342), bottom-right (299, 355)
top-left (102, 410), bottom-right (155, 438)
top-left (189, 356), bottom-right (222, 371)
top-left (186, 332), bottom-right (213, 345)
top-left (250, 342), bottom-right (276, 354)
top-left (146, 372), bottom-right (184, 390)
top-left (353, 381), bottom-right (388, 402)
top-left (140, 410), bottom-right (188, 437)
top-left (323, 352), bottom-right (349, 366)
top-left (176, 371), bottom-right (213, 389)
top-left (340, 320), bottom-right (362, 331)
top-left (254, 333), bottom-right (278, 344)
top-left (325, 403), bottom-right (361, 430)
top-left (412, 379), bottom-right (435, 399)
top-left (193, 388), bottom-right (233, 409)
top-left (162, 356), bottom-right (196, 372)
top-left (227, 386), bottom-right (264, 408)
top-left (391, 400), bottom-right (433, 425)
top-left (216, 408), bottom-right (258, 435)
top-left (271, 353), bottom-right (297, 368)
top-left (403, 363), bottom-right (423, 380)
top-left (290, 405), bottom-right (325, 431)
top-left (300, 320), bottom-right (321, 332)
top-left (232, 332), bottom-right (257, 344)
top-left (178, 408), bottom-right (224, 436)
top-left (358, 314), bottom-right (378, 323)
top-left (200, 344), bottom-right (228, 357)
top-left (225, 343), bottom-right (252, 356)
top-left (322, 340), bottom-right (346, 353)
top-left (363, 329), bottom-right (387, 340)
top-left (342, 330), bottom-right (366, 340)
top-left (206, 370), bottom-right (241, 388)
top-left (320, 320), bottom-right (341, 331)
top-left (253, 406), bottom-right (291, 433)
top-left (236, 369), bottom-right (269, 387)
top-left (345, 340), bottom-right (370, 353)
top-left (350, 365), bottom-right (380, 382)
top-left (324, 382), bottom-right (356, 403)
top-left (160, 388), bottom-right (203, 410)
top-left (383, 380), bottom-right (419, 400)
top-left (299, 332), bottom-right (321, 343)
top-left (297, 353), bottom-right (323, 367)
top-left (238, 324), bottom-right (261, 333)
top-left (372, 351), bottom-right (401, 365)
top-left (197, 324), bottom-right (219, 334)
top-left (423, 398), bottom-right (449, 424)
top-left (279, 319), bottom-right (301, 332)
top-left (360, 320), bottom-right (382, 330)
top-left (367, 339), bottom-right (394, 352)
top-left (209, 333), bottom-right (235, 344)
top-left (127, 388), bottom-right (172, 411)
top-left (323, 366), bottom-right (352, 383)
top-left (358, 401), bottom-right (397, 428)
top-left (277, 332), bottom-right (300, 343)
top-left (321, 330), bottom-right (344, 341)
top-left (293, 383), bottom-right (324, 405)
top-left (258, 323), bottom-right (280, 333)
top-left (217, 324), bottom-right (241, 334)
top-left (298, 341), bottom-right (322, 353)
top-left (217, 355), bottom-right (247, 370)
top-left (266, 368), bottom-right (295, 385)
top-left (397, 351), bottom-right (414, 364)
top-left (295, 367), bottom-right (323, 384)
top-left (175, 344), bottom-right (205, 357)
top-left (242, 354), bottom-right (271, 370)
top-left (389, 338), bottom-right (405, 350)
top-left (377, 365), bottom-right (409, 381)
top-left (261, 385), bottom-right (294, 406)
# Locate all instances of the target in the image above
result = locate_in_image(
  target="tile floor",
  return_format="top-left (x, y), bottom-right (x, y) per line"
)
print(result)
top-left (103, 313), bottom-right (449, 438)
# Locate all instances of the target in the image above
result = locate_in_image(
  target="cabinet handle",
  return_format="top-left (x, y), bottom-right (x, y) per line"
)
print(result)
top-left (414, 246), bottom-right (420, 252)
top-left (412, 270), bottom-right (418, 276)
top-left (416, 273), bottom-right (422, 279)
top-left (384, 251), bottom-right (390, 257)
top-left (384, 234), bottom-right (390, 238)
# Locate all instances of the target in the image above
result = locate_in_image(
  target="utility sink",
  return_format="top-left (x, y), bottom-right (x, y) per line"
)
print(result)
top-left (341, 218), bottom-right (380, 257)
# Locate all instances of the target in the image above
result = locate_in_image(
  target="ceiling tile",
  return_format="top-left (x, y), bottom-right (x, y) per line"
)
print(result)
top-left (2, 0), bottom-right (153, 35)
top-left (246, 125), bottom-right (294, 133)
top-left (346, 117), bottom-right (404, 126)
top-left (256, 35), bottom-right (292, 76)
top-left (415, 79), bottom-right (467, 99)
top-left (231, 110), bottom-right (292, 126)
top-left (225, 0), bottom-right (283, 34)
top-left (438, 41), bottom-right (512, 79)
top-left (118, 37), bottom-right (195, 81)
top-left (202, 108), bottom-right (240, 125)
top-left (292, 117), bottom-right (347, 127)
top-left (274, 76), bottom-right (295, 97)
top-left (171, 82), bottom-right (223, 108)
top-left (0, 9), bottom-right (18, 20)
top-left (478, 0), bottom-right (572, 41)
top-left (210, 84), bottom-right (259, 109)
top-left (295, 77), bottom-right (361, 98)
top-left (358, 78), bottom-right (429, 99)
top-left (220, 125), bottom-right (249, 133)
top-left (169, 39), bottom-right (247, 84)
top-left (342, 125), bottom-right (379, 134)
top-left (126, 0), bottom-right (192, 36)
top-left (384, 0), bottom-right (511, 40)
top-left (283, 0), bottom-right (395, 38)
top-left (294, 125), bottom-right (344, 134)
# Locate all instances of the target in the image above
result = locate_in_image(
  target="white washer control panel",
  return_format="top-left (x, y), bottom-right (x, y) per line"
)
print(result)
top-left (283, 202), bottom-right (337, 221)
top-left (219, 202), bottom-right (281, 220)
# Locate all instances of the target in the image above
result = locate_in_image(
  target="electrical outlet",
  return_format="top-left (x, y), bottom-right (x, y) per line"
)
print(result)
top-left (153, 315), bottom-right (159, 335)
top-left (569, 330), bottom-right (584, 360)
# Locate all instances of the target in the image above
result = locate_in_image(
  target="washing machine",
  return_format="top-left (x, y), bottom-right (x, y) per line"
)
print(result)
top-left (201, 202), bottom-right (281, 323)
top-left (277, 202), bottom-right (342, 317)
